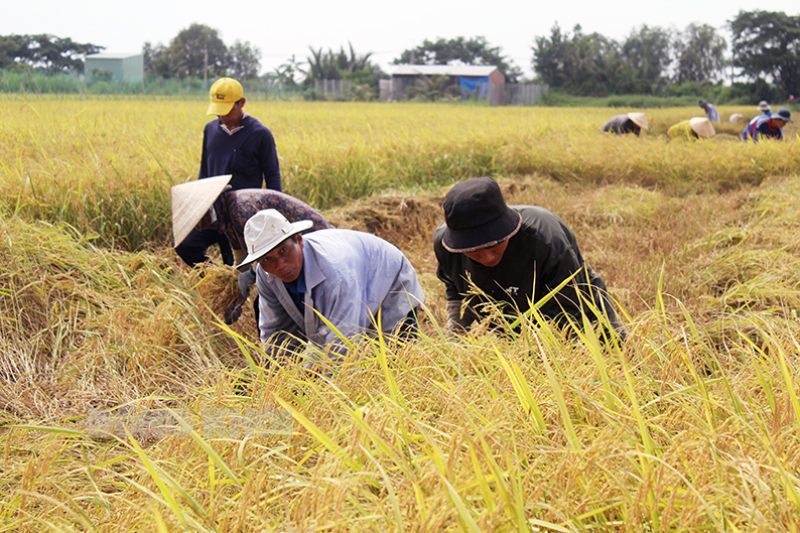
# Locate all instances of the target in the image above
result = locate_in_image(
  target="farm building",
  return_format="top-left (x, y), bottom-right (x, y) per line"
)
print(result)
top-left (388, 65), bottom-right (505, 105)
top-left (84, 53), bottom-right (144, 83)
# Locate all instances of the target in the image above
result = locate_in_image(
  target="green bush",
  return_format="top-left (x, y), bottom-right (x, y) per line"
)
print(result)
top-left (538, 91), bottom-right (698, 108)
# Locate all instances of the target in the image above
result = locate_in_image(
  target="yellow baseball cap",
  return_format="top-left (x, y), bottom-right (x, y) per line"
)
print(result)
top-left (207, 78), bottom-right (243, 116)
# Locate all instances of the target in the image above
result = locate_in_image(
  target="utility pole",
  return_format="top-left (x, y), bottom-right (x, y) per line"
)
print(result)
top-left (204, 48), bottom-right (208, 90)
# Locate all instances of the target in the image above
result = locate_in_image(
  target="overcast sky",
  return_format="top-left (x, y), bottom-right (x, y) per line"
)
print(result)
top-left (3, 0), bottom-right (798, 79)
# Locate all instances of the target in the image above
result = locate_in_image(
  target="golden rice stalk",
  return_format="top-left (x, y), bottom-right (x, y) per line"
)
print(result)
top-left (193, 263), bottom-right (241, 321)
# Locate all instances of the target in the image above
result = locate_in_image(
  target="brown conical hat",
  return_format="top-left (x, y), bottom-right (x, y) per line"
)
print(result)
top-left (171, 175), bottom-right (232, 247)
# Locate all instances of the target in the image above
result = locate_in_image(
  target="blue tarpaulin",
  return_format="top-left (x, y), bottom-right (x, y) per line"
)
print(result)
top-left (459, 76), bottom-right (489, 99)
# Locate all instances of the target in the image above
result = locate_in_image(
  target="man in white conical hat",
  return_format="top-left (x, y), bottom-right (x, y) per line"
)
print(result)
top-left (172, 175), bottom-right (332, 325)
top-left (601, 112), bottom-right (648, 136)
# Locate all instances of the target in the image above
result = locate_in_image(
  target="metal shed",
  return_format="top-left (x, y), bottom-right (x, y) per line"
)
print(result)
top-left (84, 53), bottom-right (144, 83)
top-left (389, 65), bottom-right (505, 104)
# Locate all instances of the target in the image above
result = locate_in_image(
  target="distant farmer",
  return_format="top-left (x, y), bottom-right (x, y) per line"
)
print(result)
top-left (433, 177), bottom-right (625, 340)
top-left (239, 209), bottom-right (425, 366)
top-left (757, 100), bottom-right (772, 117)
top-left (667, 117), bottom-right (716, 140)
top-left (171, 175), bottom-right (332, 326)
top-left (601, 112), bottom-right (648, 136)
top-left (742, 107), bottom-right (793, 142)
top-left (698, 100), bottom-right (720, 123)
top-left (175, 77), bottom-right (282, 269)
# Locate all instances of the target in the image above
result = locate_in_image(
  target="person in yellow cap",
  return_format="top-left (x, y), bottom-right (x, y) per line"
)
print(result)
top-left (176, 77), bottom-right (282, 268)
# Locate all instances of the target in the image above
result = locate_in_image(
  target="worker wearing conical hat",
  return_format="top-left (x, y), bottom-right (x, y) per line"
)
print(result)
top-left (172, 176), bottom-right (331, 326)
top-left (601, 112), bottom-right (648, 136)
top-left (667, 117), bottom-right (716, 140)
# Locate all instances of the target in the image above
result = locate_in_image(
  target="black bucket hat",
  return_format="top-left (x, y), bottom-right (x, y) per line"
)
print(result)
top-left (441, 177), bottom-right (522, 253)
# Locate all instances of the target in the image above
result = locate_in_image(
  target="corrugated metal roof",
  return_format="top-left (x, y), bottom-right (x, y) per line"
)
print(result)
top-left (86, 53), bottom-right (142, 59)
top-left (391, 64), bottom-right (498, 77)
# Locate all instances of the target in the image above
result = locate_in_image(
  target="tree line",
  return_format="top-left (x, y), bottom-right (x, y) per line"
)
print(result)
top-left (0, 9), bottom-right (797, 102)
top-left (533, 10), bottom-right (800, 99)
top-left (141, 29), bottom-right (526, 100)
top-left (0, 34), bottom-right (102, 71)
top-left (533, 23), bottom-right (725, 95)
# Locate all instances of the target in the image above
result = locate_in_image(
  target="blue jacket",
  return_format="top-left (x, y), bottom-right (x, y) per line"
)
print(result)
top-left (256, 229), bottom-right (425, 357)
top-left (703, 103), bottom-right (721, 123)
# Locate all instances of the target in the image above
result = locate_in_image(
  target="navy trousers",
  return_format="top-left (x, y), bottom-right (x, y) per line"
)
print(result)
top-left (175, 229), bottom-right (234, 268)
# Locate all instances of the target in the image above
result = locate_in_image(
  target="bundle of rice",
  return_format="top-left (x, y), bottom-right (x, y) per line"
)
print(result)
top-left (194, 264), bottom-right (241, 320)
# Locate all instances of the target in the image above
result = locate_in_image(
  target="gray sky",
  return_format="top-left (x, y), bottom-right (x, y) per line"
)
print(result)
top-left (3, 0), bottom-right (798, 79)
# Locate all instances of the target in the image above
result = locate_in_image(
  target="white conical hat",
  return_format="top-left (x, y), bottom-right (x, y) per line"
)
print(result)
top-left (689, 117), bottom-right (716, 138)
top-left (627, 112), bottom-right (648, 130)
top-left (171, 175), bottom-right (232, 246)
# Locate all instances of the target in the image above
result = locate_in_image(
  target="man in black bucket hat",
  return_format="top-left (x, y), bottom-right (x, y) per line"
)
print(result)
top-left (433, 177), bottom-right (625, 339)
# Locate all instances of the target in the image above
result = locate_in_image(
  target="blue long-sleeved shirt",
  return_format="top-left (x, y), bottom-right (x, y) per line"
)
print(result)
top-left (702, 103), bottom-right (721, 123)
top-left (255, 229), bottom-right (425, 356)
top-left (199, 115), bottom-right (281, 191)
top-left (742, 115), bottom-right (783, 142)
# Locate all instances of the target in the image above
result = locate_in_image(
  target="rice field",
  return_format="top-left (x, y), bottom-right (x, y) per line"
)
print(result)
top-left (2, 97), bottom-right (800, 532)
top-left (2, 98), bottom-right (798, 251)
